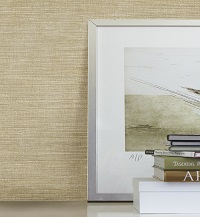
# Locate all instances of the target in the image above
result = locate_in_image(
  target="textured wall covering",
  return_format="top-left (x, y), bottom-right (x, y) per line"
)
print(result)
top-left (0, 0), bottom-right (200, 201)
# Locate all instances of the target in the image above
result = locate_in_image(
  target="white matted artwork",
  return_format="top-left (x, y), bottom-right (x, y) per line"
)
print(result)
top-left (88, 20), bottom-right (200, 201)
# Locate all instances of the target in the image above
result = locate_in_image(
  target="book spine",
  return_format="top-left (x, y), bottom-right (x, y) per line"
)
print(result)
top-left (168, 146), bottom-right (200, 152)
top-left (145, 149), bottom-right (195, 158)
top-left (171, 141), bottom-right (200, 146)
top-left (167, 134), bottom-right (200, 141)
top-left (164, 157), bottom-right (200, 170)
top-left (164, 170), bottom-right (200, 182)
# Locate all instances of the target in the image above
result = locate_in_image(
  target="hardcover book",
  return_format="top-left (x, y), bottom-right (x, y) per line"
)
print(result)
top-left (167, 134), bottom-right (200, 141)
top-left (154, 156), bottom-right (200, 170)
top-left (154, 167), bottom-right (200, 182)
top-left (171, 141), bottom-right (200, 146)
top-left (145, 149), bottom-right (200, 157)
top-left (169, 146), bottom-right (200, 152)
top-left (133, 178), bottom-right (200, 213)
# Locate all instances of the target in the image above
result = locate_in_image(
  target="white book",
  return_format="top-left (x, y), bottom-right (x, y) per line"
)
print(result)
top-left (145, 149), bottom-right (200, 158)
top-left (133, 178), bottom-right (200, 213)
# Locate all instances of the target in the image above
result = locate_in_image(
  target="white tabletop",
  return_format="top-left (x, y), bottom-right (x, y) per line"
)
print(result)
top-left (0, 202), bottom-right (199, 217)
top-left (88, 203), bottom-right (200, 217)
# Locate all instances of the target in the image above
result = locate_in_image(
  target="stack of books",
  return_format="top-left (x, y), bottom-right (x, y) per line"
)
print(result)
top-left (168, 134), bottom-right (200, 152)
top-left (145, 134), bottom-right (200, 182)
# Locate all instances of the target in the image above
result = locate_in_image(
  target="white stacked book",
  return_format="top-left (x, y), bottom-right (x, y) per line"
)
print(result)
top-left (133, 178), bottom-right (200, 214)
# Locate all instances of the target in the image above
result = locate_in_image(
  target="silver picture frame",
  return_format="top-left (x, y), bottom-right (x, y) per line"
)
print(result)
top-left (88, 19), bottom-right (200, 201)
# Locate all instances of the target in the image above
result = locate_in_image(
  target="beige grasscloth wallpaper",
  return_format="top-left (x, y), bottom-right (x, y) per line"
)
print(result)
top-left (0, 0), bottom-right (200, 201)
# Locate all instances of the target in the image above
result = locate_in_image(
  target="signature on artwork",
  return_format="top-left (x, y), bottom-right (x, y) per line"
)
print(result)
top-left (129, 154), bottom-right (143, 161)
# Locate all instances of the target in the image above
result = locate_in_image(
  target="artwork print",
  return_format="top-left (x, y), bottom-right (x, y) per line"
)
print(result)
top-left (125, 48), bottom-right (200, 151)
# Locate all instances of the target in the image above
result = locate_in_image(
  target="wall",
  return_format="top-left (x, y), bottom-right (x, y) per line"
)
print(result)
top-left (0, 0), bottom-right (200, 201)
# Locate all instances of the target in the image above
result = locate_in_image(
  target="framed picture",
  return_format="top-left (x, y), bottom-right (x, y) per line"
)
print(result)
top-left (88, 19), bottom-right (200, 201)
